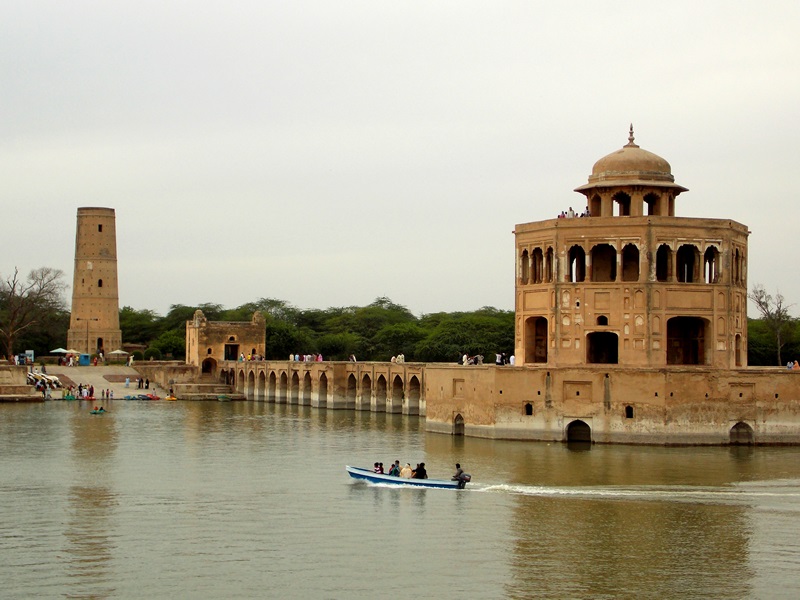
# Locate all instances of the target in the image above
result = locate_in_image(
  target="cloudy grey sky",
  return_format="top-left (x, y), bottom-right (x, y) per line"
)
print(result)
top-left (2, 1), bottom-right (799, 317)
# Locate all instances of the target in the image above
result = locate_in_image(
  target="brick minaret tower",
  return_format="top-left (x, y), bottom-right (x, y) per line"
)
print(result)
top-left (67, 207), bottom-right (122, 355)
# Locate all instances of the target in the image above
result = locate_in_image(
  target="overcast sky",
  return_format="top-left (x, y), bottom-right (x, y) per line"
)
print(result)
top-left (2, 1), bottom-right (799, 317)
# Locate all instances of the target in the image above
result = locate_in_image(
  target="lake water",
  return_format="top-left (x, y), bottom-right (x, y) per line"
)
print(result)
top-left (1, 400), bottom-right (799, 599)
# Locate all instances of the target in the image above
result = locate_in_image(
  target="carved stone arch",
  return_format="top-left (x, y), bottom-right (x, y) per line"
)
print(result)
top-left (566, 419), bottom-right (592, 442)
top-left (531, 247), bottom-right (544, 283)
top-left (621, 243), bottom-right (640, 282)
top-left (704, 245), bottom-right (721, 283)
top-left (407, 375), bottom-right (421, 415)
top-left (590, 243), bottom-right (617, 282)
top-left (643, 192), bottom-right (661, 216)
top-left (568, 246), bottom-right (586, 282)
top-left (676, 244), bottom-right (701, 283)
top-left (613, 191), bottom-right (631, 216)
top-left (730, 422), bottom-right (754, 445)
top-left (453, 413), bottom-right (465, 436)
top-left (520, 249), bottom-right (530, 284)
top-left (589, 194), bottom-right (601, 217)
top-left (257, 371), bottom-right (266, 401)
top-left (656, 244), bottom-right (673, 282)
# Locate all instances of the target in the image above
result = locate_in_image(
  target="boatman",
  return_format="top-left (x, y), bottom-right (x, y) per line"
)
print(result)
top-left (452, 463), bottom-right (468, 489)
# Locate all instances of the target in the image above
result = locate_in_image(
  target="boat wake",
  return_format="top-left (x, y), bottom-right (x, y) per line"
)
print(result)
top-left (472, 479), bottom-right (800, 507)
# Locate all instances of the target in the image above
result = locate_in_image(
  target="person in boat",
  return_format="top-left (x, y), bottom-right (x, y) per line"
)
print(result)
top-left (400, 463), bottom-right (413, 478)
top-left (373, 462), bottom-right (384, 474)
top-left (387, 460), bottom-right (401, 476)
top-left (412, 463), bottom-right (428, 479)
top-left (452, 463), bottom-right (469, 489)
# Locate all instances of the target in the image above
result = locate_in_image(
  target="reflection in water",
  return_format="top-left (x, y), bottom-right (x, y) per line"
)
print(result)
top-left (65, 406), bottom-right (119, 598)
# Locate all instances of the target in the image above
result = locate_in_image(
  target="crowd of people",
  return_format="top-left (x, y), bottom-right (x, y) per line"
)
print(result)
top-left (557, 206), bottom-right (591, 218)
top-left (373, 460), bottom-right (426, 479)
top-left (288, 353), bottom-right (324, 362)
top-left (460, 352), bottom-right (515, 366)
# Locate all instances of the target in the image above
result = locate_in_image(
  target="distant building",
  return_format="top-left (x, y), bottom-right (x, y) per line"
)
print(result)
top-left (67, 207), bottom-right (122, 355)
top-left (185, 309), bottom-right (266, 374)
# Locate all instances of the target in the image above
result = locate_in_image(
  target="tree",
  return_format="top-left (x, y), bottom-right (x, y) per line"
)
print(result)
top-left (748, 284), bottom-right (796, 366)
top-left (151, 329), bottom-right (186, 359)
top-left (119, 306), bottom-right (162, 344)
top-left (0, 267), bottom-right (67, 357)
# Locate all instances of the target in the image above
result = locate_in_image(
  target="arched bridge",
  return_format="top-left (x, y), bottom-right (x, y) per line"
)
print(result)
top-left (218, 360), bottom-right (426, 415)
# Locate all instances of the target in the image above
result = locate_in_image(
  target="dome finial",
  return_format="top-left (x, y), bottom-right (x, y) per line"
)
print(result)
top-left (625, 123), bottom-right (638, 148)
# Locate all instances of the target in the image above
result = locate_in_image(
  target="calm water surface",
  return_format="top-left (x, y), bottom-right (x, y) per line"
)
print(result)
top-left (1, 400), bottom-right (799, 599)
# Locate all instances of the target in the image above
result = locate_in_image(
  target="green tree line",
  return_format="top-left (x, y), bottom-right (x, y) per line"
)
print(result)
top-left (119, 296), bottom-right (515, 362)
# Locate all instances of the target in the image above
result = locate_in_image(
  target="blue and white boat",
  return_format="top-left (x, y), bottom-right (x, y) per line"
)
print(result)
top-left (345, 465), bottom-right (467, 489)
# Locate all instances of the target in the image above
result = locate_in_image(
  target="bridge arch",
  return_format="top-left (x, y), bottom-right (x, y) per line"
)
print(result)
top-left (278, 372), bottom-right (288, 404)
top-left (268, 372), bottom-right (277, 402)
top-left (346, 374), bottom-right (357, 409)
top-left (237, 369), bottom-right (245, 394)
top-left (302, 372), bottom-right (312, 405)
top-left (257, 371), bottom-right (266, 401)
top-left (290, 372), bottom-right (300, 404)
top-left (247, 370), bottom-right (255, 400)
top-left (359, 374), bottom-right (372, 411)
top-left (318, 373), bottom-right (328, 407)
top-left (389, 375), bottom-right (403, 413)
top-left (406, 375), bottom-right (421, 415)
top-left (375, 375), bottom-right (387, 412)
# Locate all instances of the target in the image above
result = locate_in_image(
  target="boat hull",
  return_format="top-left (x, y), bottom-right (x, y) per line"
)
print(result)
top-left (346, 466), bottom-right (462, 489)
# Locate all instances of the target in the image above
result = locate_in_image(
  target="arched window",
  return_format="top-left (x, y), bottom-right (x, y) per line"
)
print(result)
top-left (676, 245), bottom-right (700, 283)
top-left (520, 250), bottom-right (529, 284)
top-left (613, 192), bottom-right (631, 216)
top-left (656, 245), bottom-right (672, 282)
top-left (644, 193), bottom-right (660, 216)
top-left (545, 247), bottom-right (554, 282)
top-left (596, 315), bottom-right (608, 326)
top-left (625, 405), bottom-right (634, 419)
top-left (704, 246), bottom-right (720, 283)
top-left (568, 246), bottom-right (586, 282)
top-left (589, 194), bottom-right (601, 217)
top-left (733, 248), bottom-right (742, 285)
top-left (591, 244), bottom-right (616, 282)
top-left (621, 244), bottom-right (639, 282)
top-left (524, 403), bottom-right (533, 416)
top-left (97, 279), bottom-right (103, 288)
top-left (531, 248), bottom-right (544, 283)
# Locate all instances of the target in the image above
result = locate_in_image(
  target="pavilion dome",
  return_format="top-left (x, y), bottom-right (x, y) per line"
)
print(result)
top-left (575, 126), bottom-right (687, 193)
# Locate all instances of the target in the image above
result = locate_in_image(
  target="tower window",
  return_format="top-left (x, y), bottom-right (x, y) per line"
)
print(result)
top-left (98, 224), bottom-right (103, 232)
top-left (98, 279), bottom-right (103, 288)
